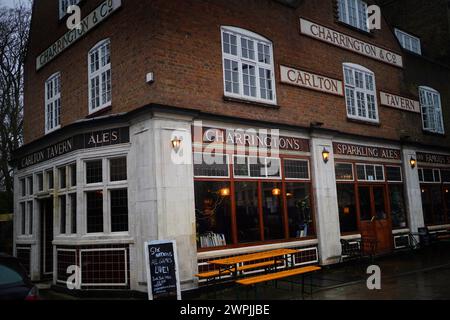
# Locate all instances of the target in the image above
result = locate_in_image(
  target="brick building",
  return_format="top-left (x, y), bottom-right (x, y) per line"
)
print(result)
top-left (12, 0), bottom-right (450, 294)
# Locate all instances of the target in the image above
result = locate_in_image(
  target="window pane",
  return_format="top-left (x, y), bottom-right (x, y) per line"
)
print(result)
top-left (20, 203), bottom-right (26, 235)
top-left (86, 191), bottom-right (103, 233)
top-left (28, 202), bottom-right (33, 235)
top-left (262, 182), bottom-right (284, 240)
top-left (235, 182), bottom-right (260, 243)
top-left (193, 154), bottom-right (228, 177)
top-left (390, 185), bottom-right (407, 229)
top-left (286, 183), bottom-right (313, 238)
top-left (70, 164), bottom-right (77, 187)
top-left (110, 157), bottom-right (127, 181)
top-left (441, 170), bottom-right (450, 183)
top-left (195, 181), bottom-right (232, 248)
top-left (265, 158), bottom-right (281, 178)
top-left (233, 155), bottom-right (249, 177)
top-left (249, 157), bottom-right (266, 178)
top-left (242, 64), bottom-right (256, 97)
top-left (27, 177), bottom-right (33, 195)
top-left (111, 189), bottom-right (128, 232)
top-left (47, 170), bottom-right (54, 189)
top-left (335, 163), bottom-right (354, 180)
top-left (70, 193), bottom-right (77, 234)
top-left (359, 186), bottom-right (372, 221)
top-left (59, 167), bottom-right (66, 189)
top-left (386, 166), bottom-right (402, 182)
top-left (284, 159), bottom-right (309, 179)
top-left (337, 184), bottom-right (358, 233)
top-left (37, 173), bottom-right (44, 191)
top-left (20, 179), bottom-right (26, 197)
top-left (86, 160), bottom-right (103, 184)
top-left (60, 195), bottom-right (66, 234)
top-left (422, 169), bottom-right (434, 182)
top-left (356, 165), bottom-right (365, 180)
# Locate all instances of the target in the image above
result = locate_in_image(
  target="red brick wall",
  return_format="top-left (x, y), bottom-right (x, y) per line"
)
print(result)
top-left (23, 0), bottom-right (450, 148)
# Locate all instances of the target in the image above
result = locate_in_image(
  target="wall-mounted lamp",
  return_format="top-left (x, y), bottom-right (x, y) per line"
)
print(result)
top-left (219, 187), bottom-right (231, 197)
top-left (272, 188), bottom-right (281, 196)
top-left (322, 148), bottom-right (330, 164)
top-left (409, 156), bottom-right (417, 169)
top-left (171, 136), bottom-right (183, 153)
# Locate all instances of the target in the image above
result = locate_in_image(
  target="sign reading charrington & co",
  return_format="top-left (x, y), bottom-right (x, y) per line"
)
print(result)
top-left (280, 65), bottom-right (344, 96)
top-left (380, 92), bottom-right (420, 114)
top-left (333, 142), bottom-right (401, 160)
top-left (36, 0), bottom-right (122, 71)
top-left (417, 152), bottom-right (450, 165)
top-left (300, 18), bottom-right (403, 68)
top-left (198, 127), bottom-right (310, 153)
top-left (18, 127), bottom-right (129, 169)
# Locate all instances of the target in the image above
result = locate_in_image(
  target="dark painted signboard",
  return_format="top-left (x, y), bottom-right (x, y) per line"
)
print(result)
top-left (18, 127), bottom-right (129, 169)
top-left (145, 240), bottom-right (181, 300)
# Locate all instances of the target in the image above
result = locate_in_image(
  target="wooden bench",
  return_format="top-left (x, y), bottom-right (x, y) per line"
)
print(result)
top-left (236, 266), bottom-right (321, 299)
top-left (196, 260), bottom-right (281, 283)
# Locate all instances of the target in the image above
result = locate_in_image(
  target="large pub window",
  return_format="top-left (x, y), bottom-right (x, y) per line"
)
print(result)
top-left (194, 153), bottom-right (314, 249)
top-left (419, 167), bottom-right (449, 226)
top-left (336, 162), bottom-right (407, 234)
top-left (221, 26), bottom-right (276, 105)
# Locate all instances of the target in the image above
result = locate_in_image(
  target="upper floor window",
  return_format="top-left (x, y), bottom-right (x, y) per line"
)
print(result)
top-left (338, 0), bottom-right (369, 32)
top-left (45, 73), bottom-right (61, 134)
top-left (395, 29), bottom-right (421, 55)
top-left (343, 63), bottom-right (378, 123)
top-left (88, 39), bottom-right (112, 113)
top-left (419, 86), bottom-right (444, 134)
top-left (59, 0), bottom-right (80, 20)
top-left (221, 27), bottom-right (276, 105)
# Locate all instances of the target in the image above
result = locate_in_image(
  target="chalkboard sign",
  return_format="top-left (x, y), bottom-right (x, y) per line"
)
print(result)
top-left (144, 240), bottom-right (181, 300)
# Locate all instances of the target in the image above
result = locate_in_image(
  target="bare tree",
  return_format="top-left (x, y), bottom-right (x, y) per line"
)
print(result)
top-left (0, 1), bottom-right (31, 212)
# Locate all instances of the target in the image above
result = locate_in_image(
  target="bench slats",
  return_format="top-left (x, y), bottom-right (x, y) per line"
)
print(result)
top-left (196, 261), bottom-right (280, 279)
top-left (236, 266), bottom-right (321, 286)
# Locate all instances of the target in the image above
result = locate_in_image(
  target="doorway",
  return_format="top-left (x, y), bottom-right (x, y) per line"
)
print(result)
top-left (358, 185), bottom-right (393, 254)
top-left (40, 197), bottom-right (53, 278)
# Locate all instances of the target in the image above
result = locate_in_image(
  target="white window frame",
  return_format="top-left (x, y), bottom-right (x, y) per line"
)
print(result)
top-left (88, 39), bottom-right (112, 114)
top-left (418, 168), bottom-right (441, 184)
top-left (419, 86), bottom-right (445, 134)
top-left (45, 72), bottom-right (61, 134)
top-left (386, 165), bottom-right (403, 183)
top-left (283, 158), bottom-right (311, 181)
top-left (343, 63), bottom-right (379, 123)
top-left (335, 162), bottom-right (355, 182)
top-left (83, 156), bottom-right (129, 235)
top-left (193, 153), bottom-right (230, 179)
top-left (233, 155), bottom-right (282, 179)
top-left (338, 0), bottom-right (369, 32)
top-left (59, 0), bottom-right (80, 20)
top-left (394, 28), bottom-right (421, 55)
top-left (221, 26), bottom-right (277, 105)
top-left (356, 163), bottom-right (385, 182)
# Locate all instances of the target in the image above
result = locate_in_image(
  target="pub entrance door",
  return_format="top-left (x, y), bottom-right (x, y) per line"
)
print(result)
top-left (358, 185), bottom-right (393, 255)
top-left (40, 197), bottom-right (54, 279)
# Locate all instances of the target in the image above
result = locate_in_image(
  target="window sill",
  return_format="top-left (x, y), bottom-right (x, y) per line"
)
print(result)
top-left (87, 104), bottom-right (112, 118)
top-left (223, 96), bottom-right (280, 109)
top-left (335, 20), bottom-right (374, 38)
top-left (347, 117), bottom-right (381, 127)
top-left (422, 129), bottom-right (446, 137)
top-left (45, 126), bottom-right (61, 135)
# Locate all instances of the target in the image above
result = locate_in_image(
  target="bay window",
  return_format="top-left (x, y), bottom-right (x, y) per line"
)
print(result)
top-left (221, 27), bottom-right (276, 104)
top-left (343, 63), bottom-right (378, 123)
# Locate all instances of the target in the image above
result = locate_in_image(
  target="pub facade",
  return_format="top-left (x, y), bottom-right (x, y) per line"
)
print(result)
top-left (13, 0), bottom-right (450, 294)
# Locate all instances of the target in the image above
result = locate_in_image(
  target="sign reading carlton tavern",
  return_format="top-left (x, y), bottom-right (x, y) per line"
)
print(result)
top-left (198, 127), bottom-right (310, 153)
top-left (380, 92), bottom-right (420, 113)
top-left (18, 127), bottom-right (129, 169)
top-left (417, 152), bottom-right (450, 165)
top-left (144, 240), bottom-right (181, 300)
top-left (300, 18), bottom-right (403, 68)
top-left (334, 142), bottom-right (401, 160)
top-left (36, 0), bottom-right (122, 71)
top-left (280, 65), bottom-right (344, 96)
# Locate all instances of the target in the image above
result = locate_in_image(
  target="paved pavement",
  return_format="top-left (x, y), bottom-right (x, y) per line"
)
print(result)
top-left (38, 242), bottom-right (450, 300)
